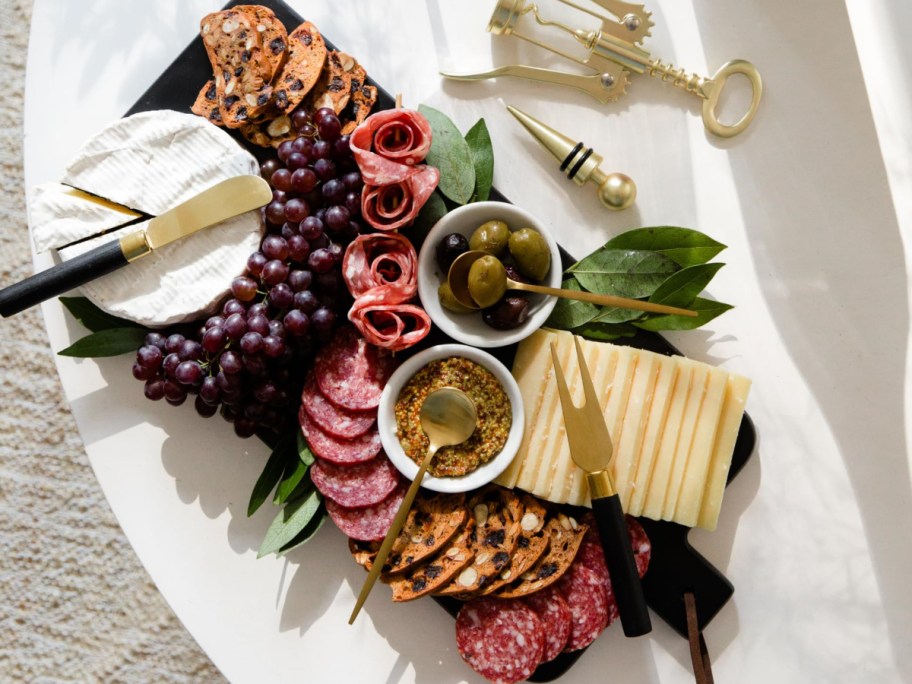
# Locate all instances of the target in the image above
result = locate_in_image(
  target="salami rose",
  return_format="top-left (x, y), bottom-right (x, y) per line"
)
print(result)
top-left (351, 108), bottom-right (433, 184)
top-left (342, 232), bottom-right (418, 301)
top-left (348, 300), bottom-right (431, 352)
top-left (361, 165), bottom-right (440, 232)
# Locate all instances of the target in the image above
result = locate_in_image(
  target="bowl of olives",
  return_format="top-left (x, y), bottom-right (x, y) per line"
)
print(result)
top-left (416, 201), bottom-right (562, 347)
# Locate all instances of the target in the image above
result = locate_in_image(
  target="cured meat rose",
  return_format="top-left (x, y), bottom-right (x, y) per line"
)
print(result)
top-left (342, 232), bottom-right (418, 301)
top-left (301, 373), bottom-right (376, 439)
top-left (351, 108), bottom-right (433, 184)
top-left (299, 408), bottom-right (382, 465)
top-left (311, 455), bottom-right (402, 509)
top-left (522, 585), bottom-right (573, 663)
top-left (556, 563), bottom-right (610, 652)
top-left (455, 598), bottom-right (545, 684)
top-left (361, 165), bottom-right (440, 232)
top-left (326, 482), bottom-right (407, 541)
top-left (314, 326), bottom-right (396, 411)
top-left (348, 301), bottom-right (431, 352)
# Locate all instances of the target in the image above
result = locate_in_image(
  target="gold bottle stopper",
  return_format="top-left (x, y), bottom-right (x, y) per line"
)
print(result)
top-left (507, 105), bottom-right (636, 211)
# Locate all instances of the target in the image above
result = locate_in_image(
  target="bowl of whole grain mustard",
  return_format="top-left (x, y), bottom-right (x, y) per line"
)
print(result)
top-left (378, 344), bottom-right (524, 493)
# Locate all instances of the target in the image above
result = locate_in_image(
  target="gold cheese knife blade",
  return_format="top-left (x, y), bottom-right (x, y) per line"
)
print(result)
top-left (0, 176), bottom-right (272, 317)
top-left (550, 337), bottom-right (651, 637)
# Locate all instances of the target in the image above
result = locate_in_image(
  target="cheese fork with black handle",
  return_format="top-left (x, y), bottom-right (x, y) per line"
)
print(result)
top-left (0, 176), bottom-right (272, 318)
top-left (550, 337), bottom-right (652, 637)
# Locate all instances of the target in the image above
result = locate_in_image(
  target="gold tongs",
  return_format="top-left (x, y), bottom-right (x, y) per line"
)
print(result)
top-left (550, 337), bottom-right (651, 636)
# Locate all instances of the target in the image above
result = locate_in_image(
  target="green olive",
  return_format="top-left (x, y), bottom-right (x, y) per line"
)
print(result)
top-left (438, 281), bottom-right (475, 314)
top-left (508, 228), bottom-right (551, 282)
top-left (467, 255), bottom-right (507, 308)
top-left (468, 220), bottom-right (510, 257)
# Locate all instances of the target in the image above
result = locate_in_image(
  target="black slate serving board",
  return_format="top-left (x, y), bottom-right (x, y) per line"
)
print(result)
top-left (127, 1), bottom-right (757, 679)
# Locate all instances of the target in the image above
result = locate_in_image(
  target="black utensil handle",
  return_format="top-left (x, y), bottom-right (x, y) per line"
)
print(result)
top-left (591, 493), bottom-right (652, 637)
top-left (0, 240), bottom-right (127, 317)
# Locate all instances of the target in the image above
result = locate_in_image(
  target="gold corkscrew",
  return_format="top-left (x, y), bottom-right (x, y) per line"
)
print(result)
top-left (441, 0), bottom-right (762, 138)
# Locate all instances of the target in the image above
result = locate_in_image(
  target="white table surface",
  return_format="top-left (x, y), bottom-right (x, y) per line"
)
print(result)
top-left (21, 1), bottom-right (912, 682)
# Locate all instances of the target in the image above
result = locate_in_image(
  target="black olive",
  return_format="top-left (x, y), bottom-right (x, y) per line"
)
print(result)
top-left (435, 233), bottom-right (470, 273)
top-left (482, 295), bottom-right (530, 330)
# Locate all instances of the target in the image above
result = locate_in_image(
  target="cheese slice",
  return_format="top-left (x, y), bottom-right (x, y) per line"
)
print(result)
top-left (697, 374), bottom-right (752, 530)
top-left (660, 360), bottom-right (710, 519)
top-left (30, 183), bottom-right (142, 254)
top-left (626, 354), bottom-right (678, 516)
top-left (531, 332), bottom-right (575, 499)
top-left (641, 361), bottom-right (694, 520)
top-left (669, 366), bottom-right (729, 525)
top-left (31, 110), bottom-right (264, 327)
top-left (496, 329), bottom-right (557, 489)
top-left (613, 350), bottom-right (659, 511)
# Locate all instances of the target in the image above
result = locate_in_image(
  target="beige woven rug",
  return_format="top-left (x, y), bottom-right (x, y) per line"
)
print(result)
top-left (0, 1), bottom-right (226, 680)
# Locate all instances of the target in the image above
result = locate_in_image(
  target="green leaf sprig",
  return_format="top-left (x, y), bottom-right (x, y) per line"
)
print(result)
top-left (546, 227), bottom-right (732, 339)
top-left (56, 296), bottom-right (149, 357)
top-left (251, 429), bottom-right (326, 558)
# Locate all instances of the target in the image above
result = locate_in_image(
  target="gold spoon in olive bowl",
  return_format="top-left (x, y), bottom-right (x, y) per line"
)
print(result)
top-left (349, 387), bottom-right (477, 623)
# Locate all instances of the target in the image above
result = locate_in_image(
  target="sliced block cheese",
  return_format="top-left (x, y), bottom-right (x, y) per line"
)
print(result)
top-left (505, 330), bottom-right (751, 529)
top-left (697, 374), bottom-right (752, 530)
top-left (31, 110), bottom-right (264, 327)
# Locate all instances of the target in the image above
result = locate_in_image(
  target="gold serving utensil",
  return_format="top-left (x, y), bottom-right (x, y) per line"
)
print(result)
top-left (550, 336), bottom-right (651, 636)
top-left (447, 249), bottom-right (698, 316)
top-left (349, 387), bottom-right (477, 624)
top-left (440, 0), bottom-right (762, 138)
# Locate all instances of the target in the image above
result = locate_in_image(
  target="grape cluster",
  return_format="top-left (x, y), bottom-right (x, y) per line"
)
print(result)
top-left (132, 107), bottom-right (362, 437)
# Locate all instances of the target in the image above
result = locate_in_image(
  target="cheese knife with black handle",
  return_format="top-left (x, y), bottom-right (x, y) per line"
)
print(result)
top-left (0, 176), bottom-right (272, 318)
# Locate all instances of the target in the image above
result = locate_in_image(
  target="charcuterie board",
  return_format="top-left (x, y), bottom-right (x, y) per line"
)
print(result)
top-left (124, 0), bottom-right (756, 680)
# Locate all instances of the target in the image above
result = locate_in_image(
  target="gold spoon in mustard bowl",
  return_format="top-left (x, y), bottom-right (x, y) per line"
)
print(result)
top-left (349, 387), bottom-right (477, 623)
top-left (447, 250), bottom-right (698, 317)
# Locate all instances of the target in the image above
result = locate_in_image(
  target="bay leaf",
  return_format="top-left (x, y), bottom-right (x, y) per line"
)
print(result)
top-left (465, 118), bottom-right (493, 203)
top-left (634, 297), bottom-right (733, 331)
top-left (649, 262), bottom-right (725, 307)
top-left (419, 104), bottom-right (475, 205)
top-left (591, 305), bottom-right (645, 325)
top-left (247, 441), bottom-right (289, 517)
top-left (274, 460), bottom-right (311, 506)
top-left (57, 327), bottom-right (148, 357)
top-left (59, 296), bottom-right (140, 333)
top-left (297, 430), bottom-right (315, 466)
top-left (278, 507), bottom-right (328, 556)
top-left (257, 487), bottom-right (322, 558)
top-left (544, 278), bottom-right (599, 329)
top-left (408, 190), bottom-right (448, 248)
top-left (604, 227), bottom-right (726, 267)
top-left (568, 249), bottom-right (679, 298)
top-left (572, 321), bottom-right (638, 341)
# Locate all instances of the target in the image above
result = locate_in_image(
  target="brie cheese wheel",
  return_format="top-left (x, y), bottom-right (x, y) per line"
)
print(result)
top-left (30, 110), bottom-right (263, 327)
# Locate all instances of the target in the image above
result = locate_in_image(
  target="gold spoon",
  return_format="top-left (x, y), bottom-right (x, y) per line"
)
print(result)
top-left (349, 387), bottom-right (477, 623)
top-left (447, 250), bottom-right (699, 317)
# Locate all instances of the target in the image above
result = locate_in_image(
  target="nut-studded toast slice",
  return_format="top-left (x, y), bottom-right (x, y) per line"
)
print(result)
top-left (479, 494), bottom-right (549, 595)
top-left (200, 8), bottom-right (274, 127)
top-left (273, 21), bottom-right (327, 114)
top-left (433, 486), bottom-right (523, 598)
top-left (340, 61), bottom-right (378, 134)
top-left (387, 519), bottom-right (476, 602)
top-left (302, 51), bottom-right (354, 115)
top-left (493, 512), bottom-right (587, 599)
top-left (191, 80), bottom-right (222, 125)
top-left (238, 5), bottom-right (288, 81)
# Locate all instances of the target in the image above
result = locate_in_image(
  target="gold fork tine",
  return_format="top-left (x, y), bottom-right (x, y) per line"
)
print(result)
top-left (574, 336), bottom-right (602, 411)
top-left (550, 341), bottom-right (575, 413)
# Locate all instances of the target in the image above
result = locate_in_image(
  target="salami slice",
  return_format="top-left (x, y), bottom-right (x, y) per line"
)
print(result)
top-left (310, 455), bottom-right (401, 509)
top-left (342, 232), bottom-right (418, 302)
top-left (299, 408), bottom-right (382, 465)
top-left (348, 301), bottom-right (432, 352)
top-left (577, 515), bottom-right (651, 583)
top-left (302, 373), bottom-right (376, 439)
top-left (315, 326), bottom-right (396, 411)
top-left (627, 516), bottom-right (652, 579)
top-left (351, 108), bottom-right (433, 184)
top-left (556, 563), bottom-right (610, 652)
top-left (326, 481), bottom-right (406, 541)
top-left (360, 165), bottom-right (440, 232)
top-left (455, 597), bottom-right (545, 684)
top-left (522, 585), bottom-right (573, 663)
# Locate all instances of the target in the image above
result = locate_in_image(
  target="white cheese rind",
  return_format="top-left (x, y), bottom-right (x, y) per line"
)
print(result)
top-left (36, 110), bottom-right (264, 327)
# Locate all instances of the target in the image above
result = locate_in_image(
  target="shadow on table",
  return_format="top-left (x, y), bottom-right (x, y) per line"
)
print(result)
top-left (696, 1), bottom-right (912, 681)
